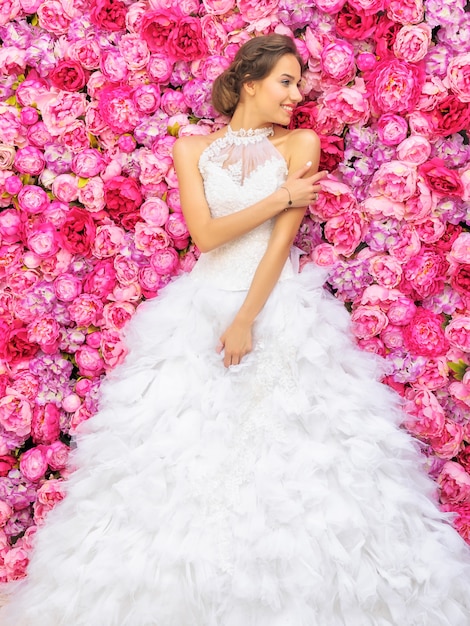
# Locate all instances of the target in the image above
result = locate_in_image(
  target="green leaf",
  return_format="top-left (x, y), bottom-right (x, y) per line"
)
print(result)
top-left (448, 360), bottom-right (468, 381)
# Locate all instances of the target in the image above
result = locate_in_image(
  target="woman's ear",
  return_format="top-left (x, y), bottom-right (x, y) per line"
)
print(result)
top-left (242, 80), bottom-right (256, 97)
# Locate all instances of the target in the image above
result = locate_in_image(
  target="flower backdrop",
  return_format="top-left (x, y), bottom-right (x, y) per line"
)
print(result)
top-left (0, 0), bottom-right (469, 581)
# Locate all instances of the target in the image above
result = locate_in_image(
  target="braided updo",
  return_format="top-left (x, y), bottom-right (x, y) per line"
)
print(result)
top-left (212, 34), bottom-right (303, 117)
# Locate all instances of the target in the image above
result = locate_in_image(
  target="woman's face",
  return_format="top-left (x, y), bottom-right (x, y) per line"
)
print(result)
top-left (247, 53), bottom-right (303, 126)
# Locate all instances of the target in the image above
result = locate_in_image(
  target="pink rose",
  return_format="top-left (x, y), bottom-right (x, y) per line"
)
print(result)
top-left (140, 8), bottom-right (180, 53)
top-left (311, 243), bottom-right (339, 267)
top-left (403, 388), bottom-right (445, 440)
top-left (387, 0), bottom-right (424, 24)
top-left (321, 40), bottom-right (356, 85)
top-left (100, 49), bottom-right (128, 83)
top-left (90, 0), bottom-right (127, 31)
top-left (27, 316), bottom-right (60, 354)
top-left (415, 357), bottom-right (448, 391)
top-left (83, 260), bottom-right (117, 299)
top-left (134, 223), bottom-right (170, 256)
top-left (403, 249), bottom-right (447, 299)
top-left (403, 308), bottom-right (449, 357)
top-left (393, 23), bottom-right (432, 63)
top-left (114, 255), bottom-right (139, 286)
top-left (138, 265), bottom-right (161, 297)
top-left (31, 404), bottom-right (61, 445)
top-left (321, 87), bottom-right (370, 126)
top-left (367, 59), bottom-right (425, 115)
top-left (165, 212), bottom-right (189, 243)
top-left (369, 254), bottom-right (403, 288)
top-left (348, 0), bottom-right (385, 14)
top-left (0, 500), bottom-right (12, 527)
top-left (445, 317), bottom-right (470, 352)
top-left (37, 0), bottom-right (74, 34)
top-left (100, 329), bottom-right (127, 368)
top-left (14, 146), bottom-right (45, 176)
top-left (0, 393), bottom-right (32, 439)
top-left (419, 158), bottom-right (464, 198)
top-left (92, 225), bottom-right (125, 260)
top-left (71, 149), bottom-right (105, 178)
top-left (45, 440), bottom-right (69, 470)
top-left (37, 91), bottom-right (86, 136)
top-left (98, 86), bottom-right (140, 134)
top-left (60, 208), bottom-right (96, 256)
top-left (118, 34), bottom-right (150, 71)
top-left (132, 84), bottom-right (161, 115)
top-left (447, 53), bottom-right (470, 103)
top-left (376, 114), bottom-right (408, 146)
top-left (3, 546), bottom-right (29, 581)
top-left (17, 185), bottom-right (50, 215)
top-left (396, 135), bottom-right (431, 165)
top-left (449, 233), bottom-right (470, 264)
top-left (335, 5), bottom-right (377, 40)
top-left (103, 301), bottom-right (135, 331)
top-left (19, 447), bottom-right (48, 482)
top-left (27, 223), bottom-right (59, 258)
top-left (323, 210), bottom-right (366, 257)
top-left (369, 161), bottom-right (417, 201)
top-left (0, 209), bottom-right (23, 243)
top-left (50, 60), bottom-right (87, 92)
top-left (140, 198), bottom-right (169, 227)
top-left (429, 420), bottom-right (465, 460)
top-left (351, 305), bottom-right (389, 339)
top-left (54, 273), bottom-right (82, 302)
top-left (75, 345), bottom-right (105, 378)
top-left (150, 247), bottom-right (179, 275)
top-left (68, 294), bottom-right (103, 327)
top-left (314, 0), bottom-right (346, 12)
top-left (381, 324), bottom-right (405, 350)
top-left (78, 177), bottom-right (106, 213)
top-left (438, 461), bottom-right (470, 505)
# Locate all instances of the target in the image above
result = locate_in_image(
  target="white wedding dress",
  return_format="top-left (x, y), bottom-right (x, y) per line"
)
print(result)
top-left (2, 126), bottom-right (470, 626)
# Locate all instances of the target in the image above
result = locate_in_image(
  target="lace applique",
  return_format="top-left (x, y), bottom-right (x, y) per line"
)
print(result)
top-left (192, 127), bottom-right (292, 291)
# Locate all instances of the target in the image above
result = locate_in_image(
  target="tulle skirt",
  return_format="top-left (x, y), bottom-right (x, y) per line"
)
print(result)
top-left (2, 264), bottom-right (470, 626)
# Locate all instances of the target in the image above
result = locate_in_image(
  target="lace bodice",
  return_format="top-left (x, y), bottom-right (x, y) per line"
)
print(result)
top-left (190, 125), bottom-right (294, 290)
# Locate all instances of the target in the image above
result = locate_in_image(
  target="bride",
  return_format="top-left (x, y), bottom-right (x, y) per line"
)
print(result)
top-left (2, 33), bottom-right (470, 626)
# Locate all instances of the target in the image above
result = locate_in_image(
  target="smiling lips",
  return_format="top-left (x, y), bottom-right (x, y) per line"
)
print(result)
top-left (282, 104), bottom-right (295, 114)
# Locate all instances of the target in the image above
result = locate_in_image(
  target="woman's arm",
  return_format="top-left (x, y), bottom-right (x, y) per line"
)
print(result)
top-left (172, 134), bottom-right (320, 253)
top-left (218, 129), bottom-right (323, 367)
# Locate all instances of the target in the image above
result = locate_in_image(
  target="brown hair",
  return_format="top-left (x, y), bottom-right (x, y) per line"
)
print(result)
top-left (212, 34), bottom-right (303, 117)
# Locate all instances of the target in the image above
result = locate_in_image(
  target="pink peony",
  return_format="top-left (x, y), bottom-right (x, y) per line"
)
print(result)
top-left (418, 158), bottom-right (464, 198)
top-left (3, 546), bottom-right (29, 581)
top-left (387, 0), bottom-right (424, 25)
top-left (31, 404), bottom-right (61, 445)
top-left (27, 223), bottom-right (60, 259)
top-left (351, 305), bottom-right (389, 339)
top-left (429, 419), bottom-right (465, 460)
top-left (17, 185), bottom-right (49, 214)
top-left (150, 247), bottom-right (179, 275)
top-left (403, 309), bottom-right (449, 357)
top-left (45, 441), bottom-right (69, 471)
top-left (140, 8), bottom-right (180, 53)
top-left (14, 146), bottom-right (45, 176)
top-left (396, 135), bottom-right (431, 165)
top-left (403, 388), bottom-right (445, 440)
top-left (98, 86), bottom-right (140, 134)
top-left (19, 447), bottom-right (48, 482)
top-left (90, 0), bottom-right (127, 31)
top-left (447, 53), bottom-right (470, 103)
top-left (369, 254), bottom-right (403, 288)
top-left (0, 394), bottom-right (32, 439)
top-left (369, 161), bottom-right (417, 202)
top-left (367, 59), bottom-right (425, 115)
top-left (376, 114), bottom-right (408, 147)
top-left (59, 208), bottom-right (96, 257)
top-left (324, 211), bottom-right (367, 257)
top-left (167, 16), bottom-right (208, 62)
top-left (321, 40), bottom-right (356, 85)
top-left (445, 317), bottom-right (470, 353)
top-left (54, 273), bottom-right (82, 302)
top-left (75, 345), bottom-right (105, 378)
top-left (403, 249), bottom-right (447, 299)
top-left (68, 294), bottom-right (104, 327)
top-left (393, 23), bottom-right (432, 63)
top-left (438, 462), bottom-right (470, 505)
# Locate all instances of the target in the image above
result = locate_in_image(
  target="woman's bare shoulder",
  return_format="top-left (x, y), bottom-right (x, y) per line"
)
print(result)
top-left (172, 128), bottom-right (227, 163)
top-left (272, 125), bottom-right (320, 165)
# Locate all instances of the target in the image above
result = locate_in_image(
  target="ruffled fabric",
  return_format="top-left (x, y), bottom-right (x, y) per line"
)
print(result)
top-left (2, 264), bottom-right (470, 626)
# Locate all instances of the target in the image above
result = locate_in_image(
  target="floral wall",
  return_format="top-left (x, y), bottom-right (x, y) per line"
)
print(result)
top-left (0, 0), bottom-right (469, 582)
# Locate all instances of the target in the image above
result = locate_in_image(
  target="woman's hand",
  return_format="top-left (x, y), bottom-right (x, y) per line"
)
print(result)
top-left (217, 319), bottom-right (253, 368)
top-left (280, 164), bottom-right (328, 209)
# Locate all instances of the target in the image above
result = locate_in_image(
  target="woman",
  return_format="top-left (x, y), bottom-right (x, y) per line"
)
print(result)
top-left (2, 34), bottom-right (470, 626)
